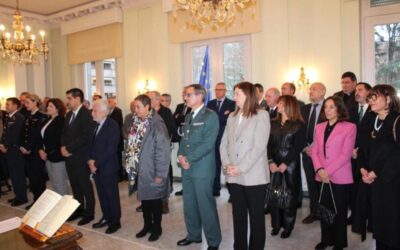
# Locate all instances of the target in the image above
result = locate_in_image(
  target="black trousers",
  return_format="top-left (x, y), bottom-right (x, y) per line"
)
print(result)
top-left (94, 173), bottom-right (121, 224)
top-left (270, 171), bottom-right (299, 232)
top-left (230, 183), bottom-right (266, 250)
top-left (25, 153), bottom-right (46, 201)
top-left (0, 153), bottom-right (10, 189)
top-left (142, 199), bottom-right (162, 234)
top-left (5, 147), bottom-right (27, 202)
top-left (319, 182), bottom-right (350, 248)
top-left (213, 140), bottom-right (222, 193)
top-left (66, 155), bottom-right (95, 217)
top-left (302, 153), bottom-right (319, 215)
top-left (376, 241), bottom-right (400, 250)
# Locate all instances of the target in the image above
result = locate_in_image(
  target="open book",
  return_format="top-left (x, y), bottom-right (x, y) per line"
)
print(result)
top-left (21, 189), bottom-right (80, 238)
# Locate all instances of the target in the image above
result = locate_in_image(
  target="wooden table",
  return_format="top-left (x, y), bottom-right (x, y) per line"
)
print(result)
top-left (0, 228), bottom-right (82, 250)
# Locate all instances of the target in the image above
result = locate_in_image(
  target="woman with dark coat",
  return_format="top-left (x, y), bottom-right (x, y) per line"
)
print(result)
top-left (358, 84), bottom-right (400, 250)
top-left (125, 94), bottom-right (170, 242)
top-left (268, 95), bottom-right (305, 239)
top-left (20, 94), bottom-right (48, 209)
top-left (39, 98), bottom-right (67, 195)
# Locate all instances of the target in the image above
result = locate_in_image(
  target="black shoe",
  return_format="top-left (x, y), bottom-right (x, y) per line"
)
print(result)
top-left (175, 190), bottom-right (183, 196)
top-left (333, 247), bottom-right (343, 250)
top-left (346, 215), bottom-right (353, 225)
top-left (213, 191), bottom-right (220, 197)
top-left (280, 229), bottom-right (292, 239)
top-left (136, 226), bottom-right (151, 238)
top-left (11, 199), bottom-right (28, 207)
top-left (92, 219), bottom-right (109, 228)
top-left (228, 196), bottom-right (232, 203)
top-left (177, 238), bottom-right (202, 246)
top-left (264, 206), bottom-right (270, 215)
top-left (136, 205), bottom-right (143, 212)
top-left (271, 228), bottom-right (280, 236)
top-left (302, 214), bottom-right (317, 224)
top-left (7, 197), bottom-right (16, 203)
top-left (148, 229), bottom-right (162, 242)
top-left (25, 203), bottom-right (34, 210)
top-left (105, 223), bottom-right (121, 234)
top-left (208, 247), bottom-right (219, 250)
top-left (67, 209), bottom-right (83, 221)
top-left (315, 242), bottom-right (330, 250)
top-left (297, 202), bottom-right (302, 208)
top-left (77, 216), bottom-right (94, 226)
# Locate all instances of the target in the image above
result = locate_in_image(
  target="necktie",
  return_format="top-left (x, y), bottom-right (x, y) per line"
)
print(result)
top-left (217, 100), bottom-right (222, 112)
top-left (187, 112), bottom-right (194, 125)
top-left (69, 112), bottom-right (76, 125)
top-left (358, 105), bottom-right (364, 123)
top-left (306, 103), bottom-right (318, 144)
top-left (92, 122), bottom-right (100, 142)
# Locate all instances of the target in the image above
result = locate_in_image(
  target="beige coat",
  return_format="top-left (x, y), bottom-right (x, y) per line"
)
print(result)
top-left (220, 109), bottom-right (270, 186)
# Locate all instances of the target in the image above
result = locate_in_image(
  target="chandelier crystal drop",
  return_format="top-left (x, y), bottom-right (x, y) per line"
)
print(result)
top-left (173, 0), bottom-right (256, 30)
top-left (0, 0), bottom-right (49, 64)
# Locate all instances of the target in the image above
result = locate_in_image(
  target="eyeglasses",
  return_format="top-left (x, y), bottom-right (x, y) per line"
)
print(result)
top-left (215, 89), bottom-right (226, 91)
top-left (185, 93), bottom-right (198, 98)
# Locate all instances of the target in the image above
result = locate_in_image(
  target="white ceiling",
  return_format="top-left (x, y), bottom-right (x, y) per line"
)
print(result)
top-left (0, 0), bottom-right (98, 15)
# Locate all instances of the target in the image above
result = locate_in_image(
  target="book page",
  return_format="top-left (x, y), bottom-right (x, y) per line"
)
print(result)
top-left (22, 189), bottom-right (62, 228)
top-left (35, 196), bottom-right (80, 238)
top-left (0, 217), bottom-right (21, 233)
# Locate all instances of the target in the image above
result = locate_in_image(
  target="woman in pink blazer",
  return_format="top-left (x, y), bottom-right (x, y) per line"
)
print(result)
top-left (311, 96), bottom-right (356, 250)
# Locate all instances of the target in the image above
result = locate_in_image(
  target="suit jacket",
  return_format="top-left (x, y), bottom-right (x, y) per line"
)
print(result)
top-left (301, 102), bottom-right (325, 146)
top-left (41, 115), bottom-right (66, 162)
top-left (178, 106), bottom-right (219, 178)
top-left (61, 106), bottom-right (94, 158)
top-left (334, 90), bottom-right (357, 114)
top-left (109, 106), bottom-right (123, 128)
top-left (157, 105), bottom-right (177, 139)
top-left (173, 103), bottom-right (192, 142)
top-left (207, 98), bottom-right (236, 139)
top-left (89, 117), bottom-right (120, 175)
top-left (311, 121), bottom-right (356, 184)
top-left (266, 107), bottom-right (278, 120)
top-left (220, 110), bottom-right (270, 186)
top-left (2, 112), bottom-right (24, 148)
top-left (20, 111), bottom-right (48, 152)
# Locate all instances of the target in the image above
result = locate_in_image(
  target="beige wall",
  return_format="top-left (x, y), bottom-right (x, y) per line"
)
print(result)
top-left (47, 0), bottom-right (360, 109)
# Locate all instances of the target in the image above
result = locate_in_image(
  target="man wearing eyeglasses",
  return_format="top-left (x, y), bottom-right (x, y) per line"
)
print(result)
top-left (177, 84), bottom-right (221, 250)
top-left (207, 82), bottom-right (235, 197)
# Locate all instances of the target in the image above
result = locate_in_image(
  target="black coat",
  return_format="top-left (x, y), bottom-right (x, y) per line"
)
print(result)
top-left (207, 98), bottom-right (235, 140)
top-left (157, 105), bottom-right (177, 139)
top-left (357, 110), bottom-right (400, 248)
top-left (109, 106), bottom-right (123, 128)
top-left (301, 102), bottom-right (325, 146)
top-left (20, 111), bottom-right (48, 152)
top-left (266, 107), bottom-right (278, 120)
top-left (334, 90), bottom-right (357, 115)
top-left (41, 116), bottom-right (66, 162)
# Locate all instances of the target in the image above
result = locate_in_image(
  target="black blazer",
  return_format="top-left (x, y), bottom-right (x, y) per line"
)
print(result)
top-left (20, 111), bottom-right (48, 152)
top-left (334, 90), bottom-right (357, 114)
top-left (301, 102), bottom-right (325, 146)
top-left (2, 112), bottom-right (24, 148)
top-left (88, 117), bottom-right (120, 175)
top-left (157, 105), bottom-right (177, 139)
top-left (61, 106), bottom-right (94, 156)
top-left (41, 115), bottom-right (66, 162)
top-left (207, 98), bottom-right (236, 138)
top-left (109, 106), bottom-right (123, 128)
top-left (266, 107), bottom-right (278, 120)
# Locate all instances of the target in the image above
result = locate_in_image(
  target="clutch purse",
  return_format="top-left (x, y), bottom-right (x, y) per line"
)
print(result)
top-left (315, 182), bottom-right (337, 225)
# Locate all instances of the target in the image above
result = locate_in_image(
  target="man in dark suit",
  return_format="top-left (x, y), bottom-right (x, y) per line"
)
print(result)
top-left (160, 93), bottom-right (172, 109)
top-left (0, 98), bottom-right (28, 206)
top-left (301, 82), bottom-right (326, 224)
top-left (147, 90), bottom-right (177, 213)
top-left (89, 99), bottom-right (122, 234)
top-left (18, 92), bottom-right (30, 120)
top-left (177, 84), bottom-right (221, 250)
top-left (61, 88), bottom-right (95, 226)
top-left (107, 96), bottom-right (125, 182)
top-left (281, 82), bottom-right (306, 107)
top-left (265, 87), bottom-right (280, 119)
top-left (254, 83), bottom-right (267, 109)
top-left (334, 71), bottom-right (358, 114)
top-left (207, 82), bottom-right (235, 197)
top-left (173, 87), bottom-right (191, 196)
top-left (347, 82), bottom-right (373, 225)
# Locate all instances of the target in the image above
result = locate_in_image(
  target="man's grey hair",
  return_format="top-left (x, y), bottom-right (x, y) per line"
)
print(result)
top-left (189, 84), bottom-right (207, 102)
top-left (268, 87), bottom-right (280, 97)
top-left (93, 99), bottom-right (110, 115)
top-left (147, 90), bottom-right (161, 99)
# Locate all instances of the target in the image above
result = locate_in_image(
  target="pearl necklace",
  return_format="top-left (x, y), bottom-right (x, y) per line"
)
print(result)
top-left (371, 116), bottom-right (383, 139)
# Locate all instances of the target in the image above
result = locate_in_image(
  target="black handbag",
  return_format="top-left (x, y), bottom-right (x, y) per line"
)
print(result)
top-left (315, 182), bottom-right (337, 225)
top-left (265, 173), bottom-right (293, 209)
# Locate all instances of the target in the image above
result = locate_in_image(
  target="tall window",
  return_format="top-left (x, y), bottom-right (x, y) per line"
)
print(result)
top-left (362, 0), bottom-right (400, 90)
top-left (84, 58), bottom-right (117, 100)
top-left (184, 35), bottom-right (251, 99)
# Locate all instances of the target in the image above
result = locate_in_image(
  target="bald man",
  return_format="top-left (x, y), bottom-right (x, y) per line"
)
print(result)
top-left (301, 82), bottom-right (326, 224)
top-left (265, 87), bottom-right (280, 119)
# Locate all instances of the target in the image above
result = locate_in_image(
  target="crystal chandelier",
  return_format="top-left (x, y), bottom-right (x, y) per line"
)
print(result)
top-left (173, 0), bottom-right (256, 30)
top-left (0, 0), bottom-right (49, 64)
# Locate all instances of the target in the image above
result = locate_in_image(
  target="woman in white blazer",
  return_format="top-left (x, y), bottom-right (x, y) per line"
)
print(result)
top-left (220, 81), bottom-right (270, 250)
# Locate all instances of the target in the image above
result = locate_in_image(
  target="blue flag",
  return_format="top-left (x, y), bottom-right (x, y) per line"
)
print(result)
top-left (198, 46), bottom-right (211, 105)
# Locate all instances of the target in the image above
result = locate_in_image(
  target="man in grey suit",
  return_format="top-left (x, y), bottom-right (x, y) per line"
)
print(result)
top-left (177, 84), bottom-right (221, 250)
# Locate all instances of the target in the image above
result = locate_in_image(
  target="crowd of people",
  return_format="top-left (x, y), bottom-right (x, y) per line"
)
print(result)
top-left (0, 71), bottom-right (399, 250)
